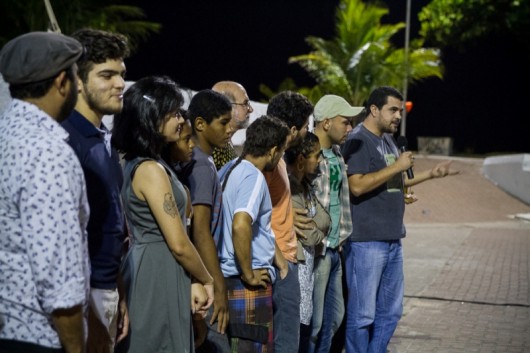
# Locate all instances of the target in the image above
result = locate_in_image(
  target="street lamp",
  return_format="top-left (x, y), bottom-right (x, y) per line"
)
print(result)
top-left (400, 0), bottom-right (411, 137)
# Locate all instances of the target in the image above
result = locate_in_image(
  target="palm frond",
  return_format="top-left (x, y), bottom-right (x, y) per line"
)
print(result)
top-left (262, 0), bottom-right (444, 105)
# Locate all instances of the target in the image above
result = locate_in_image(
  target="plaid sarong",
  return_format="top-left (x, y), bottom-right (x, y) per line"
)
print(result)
top-left (225, 277), bottom-right (273, 353)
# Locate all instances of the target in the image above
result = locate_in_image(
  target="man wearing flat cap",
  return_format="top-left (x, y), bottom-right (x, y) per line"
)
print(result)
top-left (0, 32), bottom-right (90, 353)
top-left (310, 94), bottom-right (363, 353)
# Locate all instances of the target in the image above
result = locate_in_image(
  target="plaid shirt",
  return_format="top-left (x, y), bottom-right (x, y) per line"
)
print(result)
top-left (312, 144), bottom-right (353, 248)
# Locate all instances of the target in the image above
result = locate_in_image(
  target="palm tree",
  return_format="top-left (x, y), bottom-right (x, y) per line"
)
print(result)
top-left (0, 0), bottom-right (160, 52)
top-left (260, 0), bottom-right (443, 105)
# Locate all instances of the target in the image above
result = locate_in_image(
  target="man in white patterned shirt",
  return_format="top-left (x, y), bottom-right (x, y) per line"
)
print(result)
top-left (0, 32), bottom-right (90, 353)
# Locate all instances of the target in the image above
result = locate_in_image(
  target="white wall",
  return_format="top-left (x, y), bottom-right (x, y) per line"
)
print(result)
top-left (1, 77), bottom-right (313, 148)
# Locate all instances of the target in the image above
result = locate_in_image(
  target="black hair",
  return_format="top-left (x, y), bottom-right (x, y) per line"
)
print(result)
top-left (222, 115), bottom-right (290, 191)
top-left (241, 115), bottom-right (290, 158)
top-left (187, 89), bottom-right (232, 129)
top-left (266, 90), bottom-right (313, 130)
top-left (284, 131), bottom-right (320, 165)
top-left (112, 75), bottom-right (183, 160)
top-left (366, 86), bottom-right (404, 110)
top-left (161, 109), bottom-right (191, 165)
top-left (71, 28), bottom-right (130, 83)
top-left (8, 65), bottom-right (76, 99)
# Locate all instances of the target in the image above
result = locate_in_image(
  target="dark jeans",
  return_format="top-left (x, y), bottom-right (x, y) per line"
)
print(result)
top-left (273, 261), bottom-right (301, 353)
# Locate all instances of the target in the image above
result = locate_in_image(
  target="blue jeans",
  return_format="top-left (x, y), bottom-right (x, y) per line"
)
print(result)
top-left (273, 261), bottom-right (301, 353)
top-left (308, 248), bottom-right (345, 353)
top-left (343, 240), bottom-right (404, 353)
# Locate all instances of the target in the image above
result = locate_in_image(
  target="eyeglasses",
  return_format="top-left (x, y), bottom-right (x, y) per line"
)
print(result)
top-left (231, 100), bottom-right (252, 110)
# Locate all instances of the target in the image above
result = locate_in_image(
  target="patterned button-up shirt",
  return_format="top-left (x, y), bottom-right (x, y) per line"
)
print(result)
top-left (0, 99), bottom-right (90, 348)
top-left (212, 141), bottom-right (237, 171)
top-left (312, 144), bottom-right (353, 248)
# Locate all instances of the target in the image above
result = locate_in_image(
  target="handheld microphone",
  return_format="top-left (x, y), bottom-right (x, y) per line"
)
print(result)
top-left (396, 136), bottom-right (414, 179)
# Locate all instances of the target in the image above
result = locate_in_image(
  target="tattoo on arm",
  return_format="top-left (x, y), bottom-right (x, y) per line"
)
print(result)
top-left (163, 193), bottom-right (178, 218)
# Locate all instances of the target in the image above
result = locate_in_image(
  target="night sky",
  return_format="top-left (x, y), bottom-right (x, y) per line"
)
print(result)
top-left (126, 0), bottom-right (529, 154)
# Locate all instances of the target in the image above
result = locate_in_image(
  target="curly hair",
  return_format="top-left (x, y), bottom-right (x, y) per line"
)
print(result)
top-left (266, 90), bottom-right (313, 130)
top-left (284, 131), bottom-right (320, 165)
top-left (241, 115), bottom-right (290, 158)
top-left (221, 115), bottom-right (290, 191)
top-left (111, 76), bottom-right (183, 160)
top-left (71, 28), bottom-right (130, 83)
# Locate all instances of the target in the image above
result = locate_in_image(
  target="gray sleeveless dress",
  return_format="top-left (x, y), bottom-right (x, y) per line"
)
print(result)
top-left (120, 157), bottom-right (193, 353)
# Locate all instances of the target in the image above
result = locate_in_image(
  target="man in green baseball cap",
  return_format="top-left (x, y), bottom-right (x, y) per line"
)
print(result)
top-left (309, 94), bottom-right (363, 352)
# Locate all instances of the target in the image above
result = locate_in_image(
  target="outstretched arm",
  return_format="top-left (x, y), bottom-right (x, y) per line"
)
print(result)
top-left (405, 160), bottom-right (460, 187)
top-left (348, 151), bottom-right (413, 197)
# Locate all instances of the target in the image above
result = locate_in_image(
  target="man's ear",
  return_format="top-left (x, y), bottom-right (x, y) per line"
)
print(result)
top-left (323, 119), bottom-right (331, 131)
top-left (269, 145), bottom-right (277, 158)
top-left (77, 76), bottom-right (84, 94)
top-left (290, 125), bottom-right (298, 139)
top-left (369, 104), bottom-right (378, 117)
top-left (194, 116), bottom-right (206, 132)
top-left (54, 71), bottom-right (68, 96)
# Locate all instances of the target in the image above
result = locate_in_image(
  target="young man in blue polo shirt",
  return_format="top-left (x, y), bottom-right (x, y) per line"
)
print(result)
top-left (61, 28), bottom-right (130, 352)
top-left (218, 115), bottom-right (291, 352)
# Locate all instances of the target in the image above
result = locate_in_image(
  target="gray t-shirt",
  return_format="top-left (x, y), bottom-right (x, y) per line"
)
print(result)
top-left (179, 146), bottom-right (223, 246)
top-left (342, 124), bottom-right (406, 241)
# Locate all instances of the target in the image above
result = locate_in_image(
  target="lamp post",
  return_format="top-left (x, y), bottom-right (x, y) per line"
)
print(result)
top-left (400, 0), bottom-right (411, 137)
top-left (44, 0), bottom-right (61, 33)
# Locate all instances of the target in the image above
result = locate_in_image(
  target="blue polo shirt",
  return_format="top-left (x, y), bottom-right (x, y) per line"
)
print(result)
top-left (62, 111), bottom-right (126, 289)
top-left (218, 159), bottom-right (276, 282)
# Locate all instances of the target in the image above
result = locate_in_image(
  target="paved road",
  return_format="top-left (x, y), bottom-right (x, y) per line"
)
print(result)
top-left (332, 156), bottom-right (530, 352)
top-left (390, 156), bottom-right (530, 353)
top-left (390, 220), bottom-right (530, 353)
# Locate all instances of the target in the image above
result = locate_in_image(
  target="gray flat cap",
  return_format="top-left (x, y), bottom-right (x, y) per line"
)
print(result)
top-left (0, 31), bottom-right (83, 85)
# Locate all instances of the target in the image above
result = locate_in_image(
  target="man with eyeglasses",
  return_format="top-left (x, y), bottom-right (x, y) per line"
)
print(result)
top-left (212, 81), bottom-right (254, 170)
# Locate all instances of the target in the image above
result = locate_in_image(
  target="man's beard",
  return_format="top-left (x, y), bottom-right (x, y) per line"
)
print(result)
top-left (56, 80), bottom-right (78, 122)
top-left (83, 82), bottom-right (122, 116)
top-left (234, 117), bottom-right (250, 130)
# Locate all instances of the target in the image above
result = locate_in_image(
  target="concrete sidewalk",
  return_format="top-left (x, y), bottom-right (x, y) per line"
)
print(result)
top-left (388, 156), bottom-right (530, 353)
